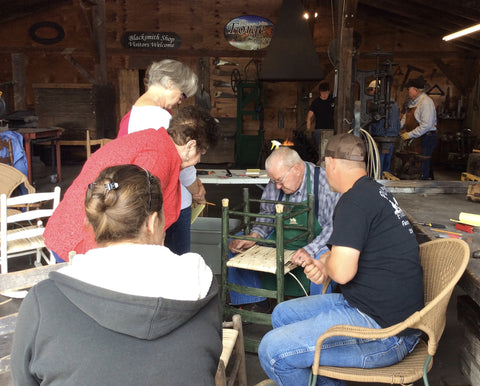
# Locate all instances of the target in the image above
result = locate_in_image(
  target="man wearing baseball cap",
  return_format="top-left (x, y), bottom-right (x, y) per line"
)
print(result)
top-left (259, 133), bottom-right (424, 385)
top-left (400, 76), bottom-right (437, 179)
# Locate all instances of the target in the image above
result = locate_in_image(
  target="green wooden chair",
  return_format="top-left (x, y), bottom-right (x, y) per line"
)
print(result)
top-left (221, 187), bottom-right (315, 352)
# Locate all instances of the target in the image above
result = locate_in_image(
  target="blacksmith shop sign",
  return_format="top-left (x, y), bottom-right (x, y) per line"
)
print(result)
top-left (224, 15), bottom-right (274, 50)
top-left (121, 32), bottom-right (181, 49)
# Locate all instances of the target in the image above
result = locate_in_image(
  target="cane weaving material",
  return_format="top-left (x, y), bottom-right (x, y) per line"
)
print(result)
top-left (226, 245), bottom-right (296, 274)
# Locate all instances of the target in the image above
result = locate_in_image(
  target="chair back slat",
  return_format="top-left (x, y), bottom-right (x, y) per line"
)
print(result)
top-left (0, 186), bottom-right (61, 273)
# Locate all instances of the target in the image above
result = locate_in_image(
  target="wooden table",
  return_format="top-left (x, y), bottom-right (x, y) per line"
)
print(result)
top-left (16, 128), bottom-right (63, 184)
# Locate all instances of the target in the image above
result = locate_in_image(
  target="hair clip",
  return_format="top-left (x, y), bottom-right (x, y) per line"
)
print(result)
top-left (88, 183), bottom-right (96, 190)
top-left (105, 182), bottom-right (119, 191)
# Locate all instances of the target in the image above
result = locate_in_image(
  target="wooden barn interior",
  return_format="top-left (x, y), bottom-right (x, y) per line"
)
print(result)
top-left (2, 0), bottom-right (480, 385)
top-left (1, 0), bottom-right (480, 174)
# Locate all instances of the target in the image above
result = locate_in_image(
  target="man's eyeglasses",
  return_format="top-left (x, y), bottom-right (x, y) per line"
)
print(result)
top-left (270, 167), bottom-right (293, 186)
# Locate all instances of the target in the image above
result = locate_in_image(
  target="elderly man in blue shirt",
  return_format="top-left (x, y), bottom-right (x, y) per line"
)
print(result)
top-left (228, 146), bottom-right (340, 312)
top-left (400, 76), bottom-right (437, 180)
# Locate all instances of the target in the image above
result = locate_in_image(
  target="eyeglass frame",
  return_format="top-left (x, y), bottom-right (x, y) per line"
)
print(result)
top-left (270, 166), bottom-right (294, 186)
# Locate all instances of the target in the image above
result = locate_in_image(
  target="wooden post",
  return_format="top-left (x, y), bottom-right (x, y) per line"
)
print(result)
top-left (275, 203), bottom-right (285, 304)
top-left (92, 0), bottom-right (108, 85)
top-left (221, 198), bottom-right (230, 319)
top-left (11, 53), bottom-right (26, 111)
top-left (335, 0), bottom-right (358, 134)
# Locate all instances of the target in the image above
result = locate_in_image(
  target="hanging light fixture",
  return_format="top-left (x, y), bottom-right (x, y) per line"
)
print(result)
top-left (443, 23), bottom-right (480, 41)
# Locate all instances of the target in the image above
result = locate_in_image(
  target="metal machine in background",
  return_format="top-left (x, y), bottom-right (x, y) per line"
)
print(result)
top-left (354, 51), bottom-right (397, 139)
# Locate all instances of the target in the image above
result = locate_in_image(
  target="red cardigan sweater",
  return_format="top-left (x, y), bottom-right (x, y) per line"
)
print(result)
top-left (44, 129), bottom-right (181, 261)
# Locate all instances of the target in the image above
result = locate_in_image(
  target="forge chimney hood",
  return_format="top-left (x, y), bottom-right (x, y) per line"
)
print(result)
top-left (259, 0), bottom-right (324, 81)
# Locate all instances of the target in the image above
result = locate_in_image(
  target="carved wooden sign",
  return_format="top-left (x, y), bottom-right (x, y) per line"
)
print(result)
top-left (121, 32), bottom-right (181, 49)
top-left (224, 15), bottom-right (274, 51)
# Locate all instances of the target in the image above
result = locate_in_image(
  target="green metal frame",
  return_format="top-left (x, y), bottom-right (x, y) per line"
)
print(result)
top-left (234, 82), bottom-right (264, 168)
top-left (221, 188), bottom-right (315, 352)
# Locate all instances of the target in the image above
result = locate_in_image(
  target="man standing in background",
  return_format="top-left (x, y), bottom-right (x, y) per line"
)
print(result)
top-left (306, 82), bottom-right (335, 159)
top-left (400, 76), bottom-right (437, 180)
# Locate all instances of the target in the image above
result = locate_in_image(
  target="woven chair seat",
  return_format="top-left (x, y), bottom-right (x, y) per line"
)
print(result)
top-left (226, 245), bottom-right (296, 274)
top-left (4, 225), bottom-right (45, 254)
top-left (318, 339), bottom-right (429, 383)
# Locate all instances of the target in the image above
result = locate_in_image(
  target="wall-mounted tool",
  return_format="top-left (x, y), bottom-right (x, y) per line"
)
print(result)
top-left (400, 64), bottom-right (425, 91)
top-left (214, 91), bottom-right (236, 98)
top-left (213, 80), bottom-right (232, 88)
top-left (426, 84), bottom-right (445, 96)
top-left (213, 58), bottom-right (238, 66)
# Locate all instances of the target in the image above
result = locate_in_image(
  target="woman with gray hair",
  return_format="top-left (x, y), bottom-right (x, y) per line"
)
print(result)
top-left (117, 59), bottom-right (204, 255)
top-left (118, 59), bottom-right (198, 137)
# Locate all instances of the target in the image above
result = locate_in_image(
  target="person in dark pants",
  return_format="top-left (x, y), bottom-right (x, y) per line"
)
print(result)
top-left (400, 76), bottom-right (437, 180)
top-left (306, 82), bottom-right (335, 157)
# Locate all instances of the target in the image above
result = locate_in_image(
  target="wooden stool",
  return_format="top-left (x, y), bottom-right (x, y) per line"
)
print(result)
top-left (215, 314), bottom-right (247, 386)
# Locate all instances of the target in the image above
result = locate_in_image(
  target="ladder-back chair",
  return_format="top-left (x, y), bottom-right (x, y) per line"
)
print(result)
top-left (0, 186), bottom-right (61, 273)
top-left (221, 187), bottom-right (315, 352)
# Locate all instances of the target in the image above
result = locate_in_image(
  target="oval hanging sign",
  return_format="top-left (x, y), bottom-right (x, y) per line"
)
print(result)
top-left (224, 15), bottom-right (274, 51)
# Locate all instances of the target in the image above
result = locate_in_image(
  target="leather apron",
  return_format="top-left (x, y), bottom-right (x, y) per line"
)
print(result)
top-left (403, 104), bottom-right (422, 153)
top-left (262, 165), bottom-right (323, 296)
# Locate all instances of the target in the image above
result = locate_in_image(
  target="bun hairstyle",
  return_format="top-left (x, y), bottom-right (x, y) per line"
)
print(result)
top-left (85, 164), bottom-right (163, 244)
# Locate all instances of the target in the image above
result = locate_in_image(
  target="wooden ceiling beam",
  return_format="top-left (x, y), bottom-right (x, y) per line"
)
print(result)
top-left (357, 5), bottom-right (480, 51)
top-left (0, 0), bottom-right (72, 24)
top-left (359, 0), bottom-right (473, 31)
top-left (407, 0), bottom-right (480, 23)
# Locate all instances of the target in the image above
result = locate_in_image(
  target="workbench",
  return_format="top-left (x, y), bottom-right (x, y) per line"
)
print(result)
top-left (395, 191), bottom-right (480, 306)
top-left (395, 187), bottom-right (480, 385)
top-left (198, 169), bottom-right (269, 186)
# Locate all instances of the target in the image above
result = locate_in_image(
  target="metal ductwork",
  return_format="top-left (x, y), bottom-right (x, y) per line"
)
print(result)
top-left (259, 0), bottom-right (324, 81)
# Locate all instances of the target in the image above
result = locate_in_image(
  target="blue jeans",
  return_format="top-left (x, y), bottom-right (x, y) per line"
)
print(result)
top-left (258, 294), bottom-right (420, 386)
top-left (164, 206), bottom-right (191, 255)
top-left (379, 143), bottom-right (394, 175)
top-left (228, 246), bottom-right (333, 305)
top-left (421, 131), bottom-right (437, 180)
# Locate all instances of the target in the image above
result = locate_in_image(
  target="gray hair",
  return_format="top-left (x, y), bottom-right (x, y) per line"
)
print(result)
top-left (265, 147), bottom-right (302, 170)
top-left (147, 59), bottom-right (198, 97)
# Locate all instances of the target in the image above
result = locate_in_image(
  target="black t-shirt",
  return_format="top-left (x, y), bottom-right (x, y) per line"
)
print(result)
top-left (328, 176), bottom-right (424, 328)
top-left (309, 96), bottom-right (334, 131)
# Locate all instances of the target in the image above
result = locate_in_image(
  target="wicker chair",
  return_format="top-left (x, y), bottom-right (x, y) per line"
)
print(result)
top-left (0, 163), bottom-right (35, 197)
top-left (309, 238), bottom-right (470, 386)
